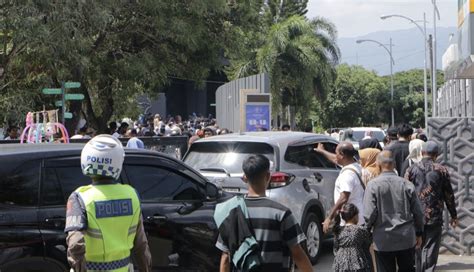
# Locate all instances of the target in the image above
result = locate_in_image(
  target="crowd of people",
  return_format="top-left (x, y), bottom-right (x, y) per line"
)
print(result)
top-left (1, 113), bottom-right (235, 146)
top-left (312, 123), bottom-right (457, 272)
top-left (2, 116), bottom-right (458, 271)
top-left (213, 123), bottom-right (457, 272)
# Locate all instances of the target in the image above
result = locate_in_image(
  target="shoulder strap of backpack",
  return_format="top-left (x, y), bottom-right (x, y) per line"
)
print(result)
top-left (341, 167), bottom-right (366, 190)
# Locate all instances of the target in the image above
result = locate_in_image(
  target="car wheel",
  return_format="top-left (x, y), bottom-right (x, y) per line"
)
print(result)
top-left (302, 212), bottom-right (322, 264)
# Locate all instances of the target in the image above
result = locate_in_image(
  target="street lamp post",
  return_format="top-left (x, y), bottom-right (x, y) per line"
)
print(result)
top-left (356, 38), bottom-right (395, 126)
top-left (432, 0), bottom-right (441, 117)
top-left (380, 13), bottom-right (429, 130)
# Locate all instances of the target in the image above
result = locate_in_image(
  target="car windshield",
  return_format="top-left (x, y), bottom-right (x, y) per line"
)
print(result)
top-left (184, 141), bottom-right (276, 174)
top-left (352, 131), bottom-right (385, 142)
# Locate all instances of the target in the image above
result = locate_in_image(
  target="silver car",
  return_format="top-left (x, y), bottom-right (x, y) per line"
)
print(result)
top-left (183, 131), bottom-right (340, 263)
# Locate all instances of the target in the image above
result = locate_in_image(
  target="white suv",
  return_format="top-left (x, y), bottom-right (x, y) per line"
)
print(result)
top-left (343, 127), bottom-right (386, 149)
top-left (183, 131), bottom-right (340, 263)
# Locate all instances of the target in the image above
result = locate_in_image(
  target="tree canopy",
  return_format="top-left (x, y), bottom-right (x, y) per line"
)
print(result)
top-left (0, 1), bottom-right (435, 132)
top-left (312, 65), bottom-right (442, 130)
top-left (1, 0), bottom-right (229, 131)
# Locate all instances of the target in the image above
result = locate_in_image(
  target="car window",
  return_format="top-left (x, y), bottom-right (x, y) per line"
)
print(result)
top-left (0, 160), bottom-right (40, 206)
top-left (41, 168), bottom-right (64, 206)
top-left (125, 165), bottom-right (203, 202)
top-left (322, 142), bottom-right (337, 154)
top-left (184, 142), bottom-right (276, 174)
top-left (41, 166), bottom-right (92, 206)
top-left (352, 131), bottom-right (385, 142)
top-left (285, 144), bottom-right (337, 169)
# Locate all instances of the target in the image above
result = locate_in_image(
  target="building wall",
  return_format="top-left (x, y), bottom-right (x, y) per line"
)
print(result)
top-left (437, 79), bottom-right (474, 117)
top-left (215, 73), bottom-right (270, 132)
top-left (145, 76), bottom-right (225, 120)
top-left (428, 117), bottom-right (474, 256)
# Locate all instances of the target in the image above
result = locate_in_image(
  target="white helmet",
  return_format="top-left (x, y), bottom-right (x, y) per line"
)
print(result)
top-left (81, 134), bottom-right (125, 180)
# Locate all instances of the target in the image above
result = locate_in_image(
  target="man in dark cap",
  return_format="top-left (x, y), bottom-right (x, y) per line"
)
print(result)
top-left (405, 141), bottom-right (457, 272)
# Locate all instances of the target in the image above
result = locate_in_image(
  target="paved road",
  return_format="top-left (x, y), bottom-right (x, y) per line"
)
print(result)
top-left (308, 240), bottom-right (474, 272)
top-left (310, 239), bottom-right (335, 272)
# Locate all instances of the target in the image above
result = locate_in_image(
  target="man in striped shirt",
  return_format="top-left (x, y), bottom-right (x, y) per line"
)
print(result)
top-left (216, 154), bottom-right (313, 272)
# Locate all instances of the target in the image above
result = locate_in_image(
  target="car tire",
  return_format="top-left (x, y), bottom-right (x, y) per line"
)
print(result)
top-left (302, 212), bottom-right (322, 264)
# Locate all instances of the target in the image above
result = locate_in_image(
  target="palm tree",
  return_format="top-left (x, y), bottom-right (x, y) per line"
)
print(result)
top-left (228, 15), bottom-right (340, 129)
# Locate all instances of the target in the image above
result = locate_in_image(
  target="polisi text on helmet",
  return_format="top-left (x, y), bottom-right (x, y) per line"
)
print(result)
top-left (87, 155), bottom-right (112, 164)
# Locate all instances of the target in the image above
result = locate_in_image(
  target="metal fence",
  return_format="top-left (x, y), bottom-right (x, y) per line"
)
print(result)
top-left (1, 136), bottom-right (189, 160)
top-left (428, 117), bottom-right (474, 255)
top-left (436, 79), bottom-right (474, 118)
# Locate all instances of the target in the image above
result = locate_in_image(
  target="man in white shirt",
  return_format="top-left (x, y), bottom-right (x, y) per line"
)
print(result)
top-left (330, 129), bottom-right (340, 141)
top-left (70, 127), bottom-right (92, 140)
top-left (126, 129), bottom-right (145, 149)
top-left (315, 142), bottom-right (365, 232)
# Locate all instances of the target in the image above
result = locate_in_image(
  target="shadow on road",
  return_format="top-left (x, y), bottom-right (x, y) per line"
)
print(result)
top-left (437, 262), bottom-right (474, 271)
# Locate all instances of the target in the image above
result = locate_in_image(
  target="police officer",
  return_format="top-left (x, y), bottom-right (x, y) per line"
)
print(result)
top-left (65, 135), bottom-right (151, 272)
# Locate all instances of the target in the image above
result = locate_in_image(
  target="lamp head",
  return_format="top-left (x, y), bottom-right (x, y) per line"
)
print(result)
top-left (380, 15), bottom-right (390, 20)
top-left (356, 40), bottom-right (363, 44)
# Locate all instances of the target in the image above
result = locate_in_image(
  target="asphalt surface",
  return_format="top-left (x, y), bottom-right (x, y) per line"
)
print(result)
top-left (308, 240), bottom-right (474, 272)
top-left (310, 239), bottom-right (335, 272)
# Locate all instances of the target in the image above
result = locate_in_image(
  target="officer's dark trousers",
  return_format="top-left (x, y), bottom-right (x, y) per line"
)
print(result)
top-left (375, 247), bottom-right (415, 272)
top-left (416, 224), bottom-right (442, 272)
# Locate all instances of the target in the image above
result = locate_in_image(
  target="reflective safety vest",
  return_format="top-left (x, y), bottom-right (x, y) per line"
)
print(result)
top-left (76, 184), bottom-right (141, 272)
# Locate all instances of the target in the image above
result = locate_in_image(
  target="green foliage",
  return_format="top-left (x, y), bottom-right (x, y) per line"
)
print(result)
top-left (379, 69), bottom-right (441, 128)
top-left (228, 13), bottom-right (340, 127)
top-left (317, 65), bottom-right (438, 129)
top-left (319, 64), bottom-right (387, 128)
top-left (264, 0), bottom-right (308, 24)
top-left (1, 0), bottom-right (432, 132)
top-left (0, 0), bottom-right (228, 131)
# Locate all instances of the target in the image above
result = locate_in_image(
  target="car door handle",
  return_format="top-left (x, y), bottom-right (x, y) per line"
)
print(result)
top-left (312, 172), bottom-right (323, 182)
top-left (45, 217), bottom-right (65, 227)
top-left (45, 217), bottom-right (65, 223)
top-left (147, 215), bottom-right (167, 222)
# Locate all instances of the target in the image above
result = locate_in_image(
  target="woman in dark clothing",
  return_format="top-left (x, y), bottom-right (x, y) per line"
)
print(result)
top-left (333, 203), bottom-right (372, 272)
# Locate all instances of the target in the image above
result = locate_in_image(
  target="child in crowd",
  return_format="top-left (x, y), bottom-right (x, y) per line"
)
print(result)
top-left (333, 203), bottom-right (372, 272)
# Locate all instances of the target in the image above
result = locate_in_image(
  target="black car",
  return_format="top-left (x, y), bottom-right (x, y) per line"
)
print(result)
top-left (0, 144), bottom-right (228, 272)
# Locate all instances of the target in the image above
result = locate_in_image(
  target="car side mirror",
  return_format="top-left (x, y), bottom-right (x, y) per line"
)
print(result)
top-left (205, 182), bottom-right (219, 200)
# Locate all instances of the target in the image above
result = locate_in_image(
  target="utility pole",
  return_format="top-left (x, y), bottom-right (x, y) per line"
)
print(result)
top-left (428, 34), bottom-right (434, 117)
top-left (390, 38), bottom-right (394, 126)
top-left (356, 38), bottom-right (395, 126)
top-left (423, 12), bottom-right (428, 130)
top-left (432, 0), bottom-right (440, 117)
top-left (380, 13), bottom-right (429, 129)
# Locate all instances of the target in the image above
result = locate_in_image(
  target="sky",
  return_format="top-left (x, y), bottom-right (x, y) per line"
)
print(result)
top-left (307, 0), bottom-right (457, 38)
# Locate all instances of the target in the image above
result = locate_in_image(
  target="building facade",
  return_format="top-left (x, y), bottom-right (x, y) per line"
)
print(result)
top-left (433, 0), bottom-right (474, 256)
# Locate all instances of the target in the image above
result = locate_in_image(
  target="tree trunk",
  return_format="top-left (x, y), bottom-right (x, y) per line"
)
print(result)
top-left (289, 105), bottom-right (296, 130)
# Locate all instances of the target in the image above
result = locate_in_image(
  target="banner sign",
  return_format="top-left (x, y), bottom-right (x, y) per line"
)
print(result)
top-left (245, 104), bottom-right (270, 132)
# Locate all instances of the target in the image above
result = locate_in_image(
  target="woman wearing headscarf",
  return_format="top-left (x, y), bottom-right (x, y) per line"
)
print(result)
top-left (359, 148), bottom-right (381, 186)
top-left (400, 139), bottom-right (424, 177)
top-left (358, 147), bottom-right (381, 272)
